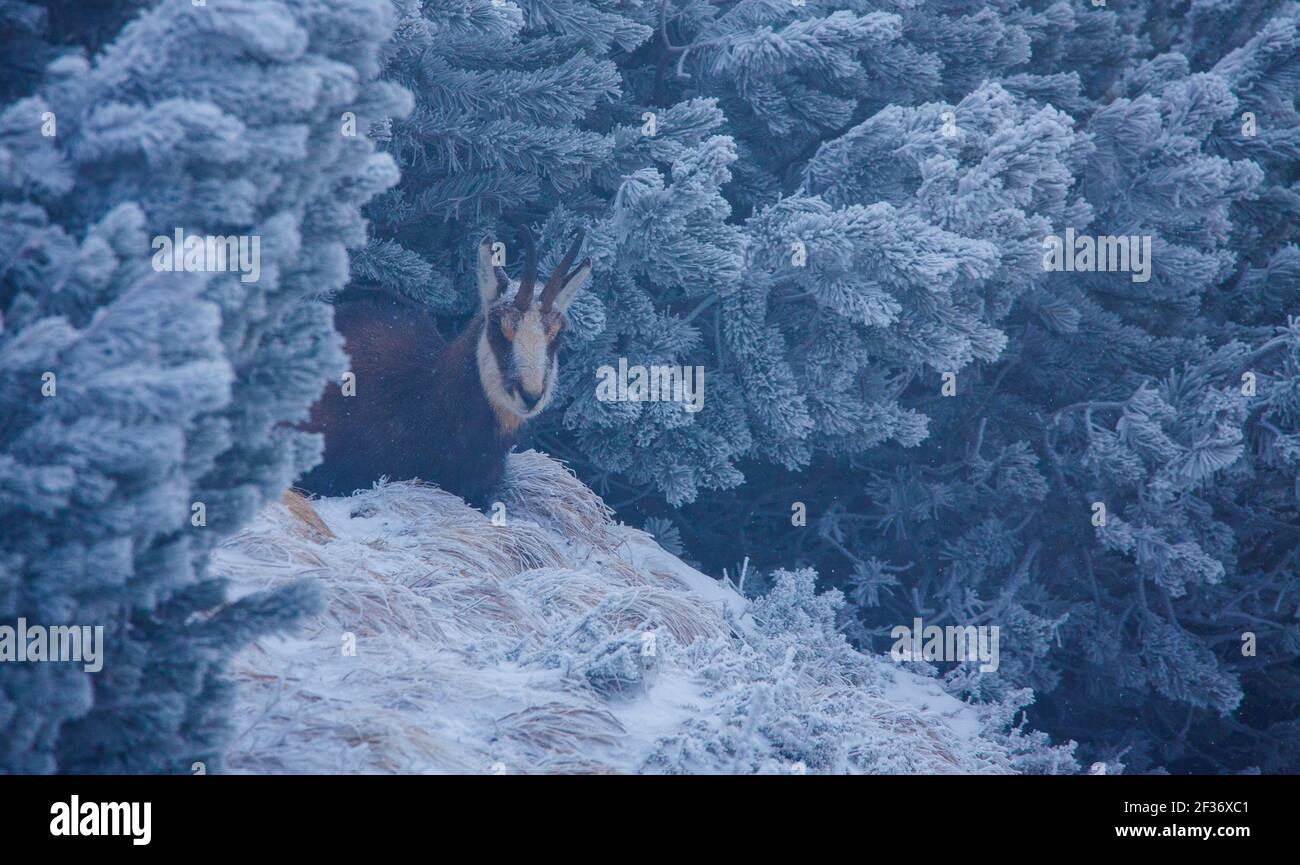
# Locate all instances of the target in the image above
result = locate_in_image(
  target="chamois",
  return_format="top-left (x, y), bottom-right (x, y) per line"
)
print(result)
top-left (296, 232), bottom-right (591, 507)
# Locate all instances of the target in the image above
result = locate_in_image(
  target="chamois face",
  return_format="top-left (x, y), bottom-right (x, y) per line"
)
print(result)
top-left (482, 301), bottom-right (563, 418)
top-left (475, 234), bottom-right (591, 424)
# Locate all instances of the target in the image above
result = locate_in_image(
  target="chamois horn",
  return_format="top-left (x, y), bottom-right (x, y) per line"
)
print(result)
top-left (514, 228), bottom-right (538, 311)
top-left (539, 230), bottom-right (586, 312)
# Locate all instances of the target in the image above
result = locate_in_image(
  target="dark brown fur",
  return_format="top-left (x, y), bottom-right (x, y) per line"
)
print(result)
top-left (296, 291), bottom-right (515, 508)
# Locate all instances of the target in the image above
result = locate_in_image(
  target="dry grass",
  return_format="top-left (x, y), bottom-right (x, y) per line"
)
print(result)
top-left (220, 452), bottom-right (726, 774)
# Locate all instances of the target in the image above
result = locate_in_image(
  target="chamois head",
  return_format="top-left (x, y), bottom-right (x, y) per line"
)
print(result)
top-left (475, 231), bottom-right (591, 425)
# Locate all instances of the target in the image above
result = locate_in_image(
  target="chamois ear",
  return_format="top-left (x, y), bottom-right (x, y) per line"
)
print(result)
top-left (477, 236), bottom-right (508, 309)
top-left (549, 258), bottom-right (591, 313)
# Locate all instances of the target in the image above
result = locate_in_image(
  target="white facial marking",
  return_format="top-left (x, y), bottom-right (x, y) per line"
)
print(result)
top-left (476, 326), bottom-right (515, 423)
top-left (513, 310), bottom-right (549, 402)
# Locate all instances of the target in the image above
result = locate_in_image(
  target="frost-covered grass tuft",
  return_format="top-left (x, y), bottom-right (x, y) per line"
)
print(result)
top-left (217, 451), bottom-right (1073, 774)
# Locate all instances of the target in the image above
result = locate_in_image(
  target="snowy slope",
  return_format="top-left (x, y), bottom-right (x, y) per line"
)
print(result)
top-left (215, 451), bottom-right (1047, 774)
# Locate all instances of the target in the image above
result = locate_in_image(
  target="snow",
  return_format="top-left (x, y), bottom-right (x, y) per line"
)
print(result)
top-left (216, 450), bottom-right (1025, 774)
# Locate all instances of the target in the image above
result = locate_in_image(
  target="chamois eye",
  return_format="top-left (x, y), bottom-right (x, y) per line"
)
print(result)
top-left (500, 317), bottom-right (515, 340)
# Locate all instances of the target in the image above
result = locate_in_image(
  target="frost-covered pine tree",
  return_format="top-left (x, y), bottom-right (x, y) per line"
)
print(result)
top-left (739, 2), bottom-right (1300, 773)
top-left (356, 0), bottom-right (639, 310)
top-left (0, 0), bottom-right (408, 773)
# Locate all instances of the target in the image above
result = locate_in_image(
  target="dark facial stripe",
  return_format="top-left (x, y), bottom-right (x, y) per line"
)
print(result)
top-left (484, 313), bottom-right (513, 381)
